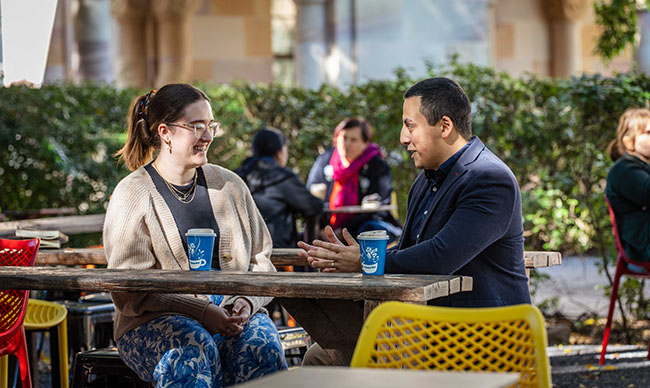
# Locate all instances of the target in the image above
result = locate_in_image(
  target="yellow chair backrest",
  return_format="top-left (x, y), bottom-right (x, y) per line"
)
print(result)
top-left (350, 302), bottom-right (551, 388)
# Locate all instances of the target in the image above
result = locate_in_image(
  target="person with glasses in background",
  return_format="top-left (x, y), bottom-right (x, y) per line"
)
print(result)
top-left (103, 84), bottom-right (287, 388)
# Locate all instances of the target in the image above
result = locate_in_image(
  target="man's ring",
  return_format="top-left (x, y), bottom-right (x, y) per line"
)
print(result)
top-left (330, 262), bottom-right (335, 268)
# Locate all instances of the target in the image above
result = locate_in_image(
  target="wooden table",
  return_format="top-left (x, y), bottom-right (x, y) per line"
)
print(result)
top-left (34, 248), bottom-right (308, 267)
top-left (233, 367), bottom-right (520, 388)
top-left (35, 247), bottom-right (561, 272)
top-left (0, 266), bottom-right (470, 365)
top-left (0, 214), bottom-right (105, 238)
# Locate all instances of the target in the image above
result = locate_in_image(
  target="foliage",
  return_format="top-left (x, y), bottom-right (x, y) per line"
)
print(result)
top-left (1, 64), bottom-right (649, 319)
top-left (594, 0), bottom-right (650, 60)
top-left (0, 84), bottom-right (134, 214)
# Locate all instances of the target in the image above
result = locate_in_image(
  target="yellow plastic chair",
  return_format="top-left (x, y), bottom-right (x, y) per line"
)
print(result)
top-left (24, 299), bottom-right (69, 388)
top-left (350, 302), bottom-right (551, 388)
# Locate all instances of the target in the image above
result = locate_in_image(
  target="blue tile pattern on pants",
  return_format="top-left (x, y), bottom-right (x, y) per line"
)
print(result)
top-left (117, 295), bottom-right (287, 387)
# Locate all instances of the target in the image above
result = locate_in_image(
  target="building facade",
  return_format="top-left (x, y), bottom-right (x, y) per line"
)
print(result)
top-left (23, 0), bottom-right (637, 88)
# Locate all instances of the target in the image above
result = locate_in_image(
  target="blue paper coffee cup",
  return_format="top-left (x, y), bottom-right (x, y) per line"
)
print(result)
top-left (185, 228), bottom-right (216, 271)
top-left (358, 230), bottom-right (389, 275)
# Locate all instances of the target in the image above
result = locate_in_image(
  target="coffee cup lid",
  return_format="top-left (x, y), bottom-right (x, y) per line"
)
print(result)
top-left (357, 230), bottom-right (389, 240)
top-left (185, 228), bottom-right (216, 237)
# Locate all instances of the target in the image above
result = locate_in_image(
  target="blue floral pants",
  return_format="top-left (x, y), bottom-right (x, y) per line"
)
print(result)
top-left (117, 296), bottom-right (287, 388)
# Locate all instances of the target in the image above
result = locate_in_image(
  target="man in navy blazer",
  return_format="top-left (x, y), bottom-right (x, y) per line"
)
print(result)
top-left (299, 77), bottom-right (531, 307)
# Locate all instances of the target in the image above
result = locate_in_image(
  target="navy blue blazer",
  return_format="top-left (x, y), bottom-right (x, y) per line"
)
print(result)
top-left (385, 137), bottom-right (531, 307)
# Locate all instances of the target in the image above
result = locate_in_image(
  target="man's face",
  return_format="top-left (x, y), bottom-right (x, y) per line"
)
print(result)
top-left (400, 96), bottom-right (444, 170)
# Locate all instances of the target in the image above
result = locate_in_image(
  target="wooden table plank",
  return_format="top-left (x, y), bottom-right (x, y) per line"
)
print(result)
top-left (34, 248), bottom-right (309, 267)
top-left (36, 248), bottom-right (562, 271)
top-left (523, 251), bottom-right (562, 268)
top-left (0, 267), bottom-right (461, 302)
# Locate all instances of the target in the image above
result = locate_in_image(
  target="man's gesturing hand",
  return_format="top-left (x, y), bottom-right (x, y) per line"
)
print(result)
top-left (297, 226), bottom-right (361, 272)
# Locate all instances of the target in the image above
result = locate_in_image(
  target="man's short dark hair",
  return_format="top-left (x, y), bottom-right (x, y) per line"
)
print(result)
top-left (404, 77), bottom-right (472, 140)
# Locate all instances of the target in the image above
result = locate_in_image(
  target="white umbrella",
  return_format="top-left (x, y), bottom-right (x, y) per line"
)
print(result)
top-left (1, 0), bottom-right (58, 87)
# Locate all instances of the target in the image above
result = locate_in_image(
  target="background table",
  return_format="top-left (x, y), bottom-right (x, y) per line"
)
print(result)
top-left (322, 204), bottom-right (396, 214)
top-left (233, 367), bottom-right (519, 388)
top-left (35, 247), bottom-right (561, 271)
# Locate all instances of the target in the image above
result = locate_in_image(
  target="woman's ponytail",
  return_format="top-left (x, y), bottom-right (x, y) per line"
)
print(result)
top-left (115, 91), bottom-right (159, 171)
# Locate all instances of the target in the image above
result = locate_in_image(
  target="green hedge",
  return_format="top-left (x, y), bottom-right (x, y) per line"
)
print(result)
top-left (1, 63), bottom-right (649, 317)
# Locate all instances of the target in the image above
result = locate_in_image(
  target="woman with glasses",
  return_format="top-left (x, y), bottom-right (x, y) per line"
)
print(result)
top-left (103, 84), bottom-right (287, 388)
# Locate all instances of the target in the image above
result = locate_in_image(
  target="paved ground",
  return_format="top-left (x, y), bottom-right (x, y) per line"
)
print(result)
top-left (532, 255), bottom-right (650, 319)
top-left (535, 255), bottom-right (650, 387)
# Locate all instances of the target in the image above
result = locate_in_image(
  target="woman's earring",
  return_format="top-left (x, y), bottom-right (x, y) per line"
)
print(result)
top-left (166, 140), bottom-right (172, 154)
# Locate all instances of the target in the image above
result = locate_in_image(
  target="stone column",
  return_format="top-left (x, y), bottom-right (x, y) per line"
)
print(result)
top-left (294, 0), bottom-right (328, 89)
top-left (151, 0), bottom-right (201, 87)
top-left (542, 0), bottom-right (589, 78)
top-left (638, 9), bottom-right (650, 74)
top-left (75, 0), bottom-right (112, 82)
top-left (112, 0), bottom-right (149, 88)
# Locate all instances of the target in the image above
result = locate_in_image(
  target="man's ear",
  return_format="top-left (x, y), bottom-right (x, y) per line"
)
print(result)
top-left (440, 116), bottom-right (455, 139)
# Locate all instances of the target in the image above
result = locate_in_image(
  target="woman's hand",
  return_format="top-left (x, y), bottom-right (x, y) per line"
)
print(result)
top-left (297, 226), bottom-right (361, 272)
top-left (230, 298), bottom-right (252, 326)
top-left (202, 303), bottom-right (244, 337)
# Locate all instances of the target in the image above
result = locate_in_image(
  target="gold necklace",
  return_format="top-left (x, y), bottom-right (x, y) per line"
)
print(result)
top-left (152, 163), bottom-right (198, 204)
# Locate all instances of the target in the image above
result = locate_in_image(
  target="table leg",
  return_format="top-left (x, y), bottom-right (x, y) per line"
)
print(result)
top-left (363, 300), bottom-right (381, 320)
top-left (278, 298), bottom-right (364, 366)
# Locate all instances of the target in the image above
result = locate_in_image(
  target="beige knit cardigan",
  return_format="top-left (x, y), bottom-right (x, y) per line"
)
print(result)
top-left (103, 163), bottom-right (275, 340)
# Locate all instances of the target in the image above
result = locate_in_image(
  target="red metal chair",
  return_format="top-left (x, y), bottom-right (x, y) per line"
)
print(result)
top-left (0, 238), bottom-right (40, 388)
top-left (599, 198), bottom-right (650, 365)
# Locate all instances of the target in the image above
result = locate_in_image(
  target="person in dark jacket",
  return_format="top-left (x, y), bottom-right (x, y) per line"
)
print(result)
top-left (605, 108), bottom-right (650, 272)
top-left (237, 127), bottom-right (323, 248)
top-left (306, 117), bottom-right (401, 241)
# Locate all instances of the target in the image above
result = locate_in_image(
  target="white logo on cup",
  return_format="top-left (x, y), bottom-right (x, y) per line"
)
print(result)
top-left (362, 246), bottom-right (379, 273)
top-left (188, 241), bottom-right (207, 269)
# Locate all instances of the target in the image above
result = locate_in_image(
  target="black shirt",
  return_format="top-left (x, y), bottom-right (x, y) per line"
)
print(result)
top-left (145, 163), bottom-right (221, 269)
top-left (407, 138), bottom-right (474, 246)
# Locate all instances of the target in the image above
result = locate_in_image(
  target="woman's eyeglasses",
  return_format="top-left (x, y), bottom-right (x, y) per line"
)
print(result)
top-left (166, 121), bottom-right (221, 138)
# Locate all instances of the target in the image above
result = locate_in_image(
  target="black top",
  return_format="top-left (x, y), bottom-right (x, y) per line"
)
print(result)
top-left (306, 148), bottom-right (400, 237)
top-left (236, 157), bottom-right (323, 248)
top-left (145, 163), bottom-right (221, 269)
top-left (406, 138), bottom-right (473, 246)
top-left (606, 154), bottom-right (650, 262)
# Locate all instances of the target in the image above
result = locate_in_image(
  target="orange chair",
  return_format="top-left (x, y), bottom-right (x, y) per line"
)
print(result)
top-left (599, 198), bottom-right (650, 365)
top-left (0, 238), bottom-right (40, 388)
